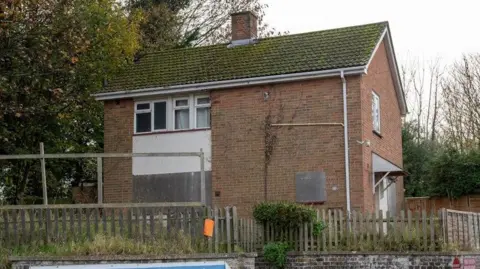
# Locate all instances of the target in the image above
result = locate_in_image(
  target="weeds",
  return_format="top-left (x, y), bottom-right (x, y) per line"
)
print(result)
top-left (0, 231), bottom-right (206, 269)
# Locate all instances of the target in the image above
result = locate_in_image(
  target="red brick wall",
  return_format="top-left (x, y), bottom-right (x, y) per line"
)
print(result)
top-left (231, 12), bottom-right (258, 40)
top-left (211, 77), bottom-right (365, 216)
top-left (360, 41), bottom-right (404, 212)
top-left (103, 99), bottom-right (134, 203)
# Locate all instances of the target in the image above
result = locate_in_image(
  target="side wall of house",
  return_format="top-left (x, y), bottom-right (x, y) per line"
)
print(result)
top-left (211, 77), bottom-right (365, 216)
top-left (361, 40), bottom-right (404, 212)
top-left (103, 99), bottom-right (134, 203)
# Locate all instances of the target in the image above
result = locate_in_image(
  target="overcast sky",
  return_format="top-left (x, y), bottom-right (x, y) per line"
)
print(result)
top-left (262, 0), bottom-right (479, 65)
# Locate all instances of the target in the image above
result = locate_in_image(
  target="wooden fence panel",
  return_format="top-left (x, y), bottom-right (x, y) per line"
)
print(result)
top-left (2, 205), bottom-right (478, 253)
top-left (0, 204), bottom-right (211, 250)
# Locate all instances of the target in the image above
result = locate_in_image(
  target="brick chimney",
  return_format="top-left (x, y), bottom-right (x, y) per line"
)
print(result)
top-left (231, 11), bottom-right (258, 41)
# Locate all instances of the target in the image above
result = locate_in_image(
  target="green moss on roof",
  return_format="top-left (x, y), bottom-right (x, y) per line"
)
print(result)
top-left (103, 22), bottom-right (388, 93)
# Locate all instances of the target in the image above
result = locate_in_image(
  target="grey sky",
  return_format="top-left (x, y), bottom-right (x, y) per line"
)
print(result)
top-left (262, 0), bottom-right (479, 64)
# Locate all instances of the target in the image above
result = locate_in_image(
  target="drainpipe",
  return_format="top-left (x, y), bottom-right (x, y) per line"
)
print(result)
top-left (341, 70), bottom-right (352, 215)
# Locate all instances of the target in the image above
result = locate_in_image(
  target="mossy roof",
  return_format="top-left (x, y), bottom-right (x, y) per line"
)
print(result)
top-left (102, 22), bottom-right (388, 93)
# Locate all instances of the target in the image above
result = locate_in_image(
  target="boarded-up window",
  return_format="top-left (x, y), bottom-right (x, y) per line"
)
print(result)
top-left (295, 171), bottom-right (327, 203)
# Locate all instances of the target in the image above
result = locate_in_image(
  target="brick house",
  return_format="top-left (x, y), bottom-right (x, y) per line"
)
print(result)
top-left (94, 12), bottom-right (407, 216)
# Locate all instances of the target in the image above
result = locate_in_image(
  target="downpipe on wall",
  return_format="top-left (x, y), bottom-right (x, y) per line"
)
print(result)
top-left (341, 71), bottom-right (352, 216)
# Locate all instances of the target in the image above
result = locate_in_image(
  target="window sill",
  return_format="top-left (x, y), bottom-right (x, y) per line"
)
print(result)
top-left (373, 130), bottom-right (383, 138)
top-left (134, 128), bottom-right (211, 136)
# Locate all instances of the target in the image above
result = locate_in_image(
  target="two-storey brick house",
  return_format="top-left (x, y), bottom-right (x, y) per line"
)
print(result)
top-left (94, 11), bottom-right (407, 216)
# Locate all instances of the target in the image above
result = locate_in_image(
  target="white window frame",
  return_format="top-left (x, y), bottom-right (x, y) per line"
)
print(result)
top-left (372, 91), bottom-right (381, 134)
top-left (152, 99), bottom-right (168, 132)
top-left (173, 97), bottom-right (190, 130)
top-left (134, 102), bottom-right (152, 134)
top-left (134, 94), bottom-right (211, 133)
top-left (134, 99), bottom-right (168, 134)
top-left (194, 95), bottom-right (211, 129)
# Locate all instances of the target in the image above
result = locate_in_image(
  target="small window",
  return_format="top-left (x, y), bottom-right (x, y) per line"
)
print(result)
top-left (135, 103), bottom-right (151, 133)
top-left (136, 103), bottom-right (150, 110)
top-left (372, 91), bottom-right (380, 133)
top-left (195, 96), bottom-right (211, 128)
top-left (153, 101), bottom-right (167, 130)
top-left (174, 98), bottom-right (189, 130)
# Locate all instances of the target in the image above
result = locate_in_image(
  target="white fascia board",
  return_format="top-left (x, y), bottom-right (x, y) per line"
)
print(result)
top-left (94, 66), bottom-right (367, 101)
top-left (365, 27), bottom-right (408, 116)
top-left (365, 28), bottom-right (387, 69)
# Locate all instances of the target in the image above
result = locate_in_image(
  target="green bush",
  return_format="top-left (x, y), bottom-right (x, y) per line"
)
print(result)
top-left (253, 202), bottom-right (316, 228)
top-left (253, 202), bottom-right (326, 236)
top-left (263, 242), bottom-right (290, 269)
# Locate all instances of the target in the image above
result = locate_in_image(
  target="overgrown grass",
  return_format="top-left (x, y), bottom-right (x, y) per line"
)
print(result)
top-left (0, 231), bottom-right (207, 269)
top-left (319, 222), bottom-right (459, 252)
top-left (10, 233), bottom-right (201, 256)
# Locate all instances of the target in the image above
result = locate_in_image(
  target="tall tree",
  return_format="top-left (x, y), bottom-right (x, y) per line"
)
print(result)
top-left (126, 0), bottom-right (191, 50)
top-left (127, 0), bottom-right (281, 50)
top-left (442, 54), bottom-right (480, 151)
top-left (401, 56), bottom-right (443, 142)
top-left (0, 0), bottom-right (141, 204)
top-left (178, 0), bottom-right (279, 46)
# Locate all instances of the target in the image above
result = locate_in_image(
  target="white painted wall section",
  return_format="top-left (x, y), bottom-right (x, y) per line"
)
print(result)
top-left (132, 130), bottom-right (211, 175)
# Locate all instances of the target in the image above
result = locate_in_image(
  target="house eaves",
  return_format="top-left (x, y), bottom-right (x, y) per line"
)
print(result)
top-left (94, 66), bottom-right (367, 101)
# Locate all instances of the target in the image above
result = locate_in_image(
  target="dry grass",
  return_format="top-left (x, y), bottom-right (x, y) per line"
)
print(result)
top-left (325, 223), bottom-right (459, 252)
top-left (0, 231), bottom-right (207, 269)
top-left (8, 232), bottom-right (203, 256)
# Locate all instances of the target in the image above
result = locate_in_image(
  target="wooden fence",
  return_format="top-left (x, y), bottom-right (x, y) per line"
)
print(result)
top-left (443, 209), bottom-right (480, 250)
top-left (406, 195), bottom-right (480, 214)
top-left (0, 203), bottom-right (237, 253)
top-left (1, 204), bottom-right (477, 253)
top-left (237, 209), bottom-right (446, 252)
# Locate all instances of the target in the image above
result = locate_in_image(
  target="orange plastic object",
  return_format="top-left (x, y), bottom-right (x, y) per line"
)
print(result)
top-left (204, 219), bottom-right (214, 237)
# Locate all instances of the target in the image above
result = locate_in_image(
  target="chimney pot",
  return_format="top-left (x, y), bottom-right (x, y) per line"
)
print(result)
top-left (231, 11), bottom-right (258, 42)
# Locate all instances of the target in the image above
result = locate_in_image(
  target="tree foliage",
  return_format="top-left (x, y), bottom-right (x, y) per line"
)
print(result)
top-left (0, 0), bottom-right (141, 204)
top-left (177, 0), bottom-right (281, 46)
top-left (402, 122), bottom-right (436, 197)
top-left (0, 0), bottom-right (278, 204)
top-left (402, 54), bottom-right (480, 199)
top-left (403, 120), bottom-right (480, 199)
top-left (427, 148), bottom-right (480, 198)
top-left (126, 0), bottom-right (281, 50)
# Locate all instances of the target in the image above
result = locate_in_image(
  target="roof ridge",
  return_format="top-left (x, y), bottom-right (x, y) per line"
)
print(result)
top-left (139, 21), bottom-right (389, 57)
top-left (257, 21), bottom-right (388, 41)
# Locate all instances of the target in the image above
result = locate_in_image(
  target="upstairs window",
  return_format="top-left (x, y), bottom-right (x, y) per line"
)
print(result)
top-left (195, 96), bottom-right (211, 128)
top-left (135, 101), bottom-right (167, 133)
top-left (372, 91), bottom-right (381, 133)
top-left (135, 103), bottom-right (151, 133)
top-left (153, 101), bottom-right (167, 130)
top-left (174, 98), bottom-right (190, 130)
top-left (134, 94), bottom-right (210, 134)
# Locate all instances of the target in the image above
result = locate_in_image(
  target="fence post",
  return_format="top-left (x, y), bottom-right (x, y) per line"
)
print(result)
top-left (233, 207), bottom-right (239, 247)
top-left (97, 157), bottom-right (103, 204)
top-left (200, 148), bottom-right (206, 205)
top-left (40, 142), bottom-right (48, 205)
top-left (226, 207), bottom-right (232, 253)
top-left (214, 207), bottom-right (219, 253)
top-left (422, 210), bottom-right (427, 251)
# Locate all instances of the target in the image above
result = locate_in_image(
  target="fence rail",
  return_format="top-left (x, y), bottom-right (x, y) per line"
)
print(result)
top-left (0, 146), bottom-right (207, 205)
